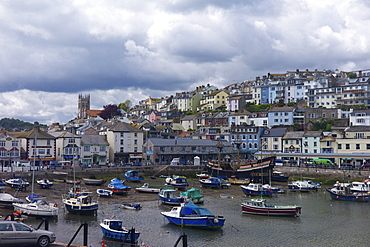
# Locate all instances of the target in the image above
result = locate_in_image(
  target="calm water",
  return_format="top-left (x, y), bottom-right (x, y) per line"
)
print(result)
top-left (2, 185), bottom-right (370, 247)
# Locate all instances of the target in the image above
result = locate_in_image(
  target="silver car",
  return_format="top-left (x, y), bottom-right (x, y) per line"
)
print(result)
top-left (0, 220), bottom-right (56, 247)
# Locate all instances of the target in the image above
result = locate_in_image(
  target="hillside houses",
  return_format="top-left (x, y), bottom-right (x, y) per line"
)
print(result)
top-left (3, 68), bottom-right (370, 169)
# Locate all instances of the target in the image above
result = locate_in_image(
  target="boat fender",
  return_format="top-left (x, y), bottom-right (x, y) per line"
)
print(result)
top-left (213, 218), bottom-right (219, 224)
top-left (54, 203), bottom-right (58, 207)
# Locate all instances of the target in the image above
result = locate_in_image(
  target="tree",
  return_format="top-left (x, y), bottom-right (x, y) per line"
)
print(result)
top-left (347, 72), bottom-right (357, 79)
top-left (99, 104), bottom-right (122, 120)
top-left (118, 100), bottom-right (132, 112)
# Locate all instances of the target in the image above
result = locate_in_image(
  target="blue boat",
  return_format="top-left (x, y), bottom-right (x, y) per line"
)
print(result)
top-left (199, 177), bottom-right (231, 189)
top-left (158, 186), bottom-right (187, 205)
top-left (240, 183), bottom-right (273, 196)
top-left (100, 219), bottom-right (140, 242)
top-left (62, 194), bottom-right (99, 214)
top-left (165, 175), bottom-right (189, 190)
top-left (326, 182), bottom-right (370, 202)
top-left (161, 201), bottom-right (225, 229)
top-left (124, 171), bottom-right (144, 182)
top-left (108, 178), bottom-right (131, 194)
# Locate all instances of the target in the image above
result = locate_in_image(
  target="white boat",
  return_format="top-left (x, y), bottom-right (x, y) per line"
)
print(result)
top-left (0, 193), bottom-right (24, 208)
top-left (350, 181), bottom-right (370, 192)
top-left (119, 203), bottom-right (142, 210)
top-left (135, 183), bottom-right (160, 193)
top-left (36, 179), bottom-right (54, 189)
top-left (3, 178), bottom-right (30, 189)
top-left (96, 189), bottom-right (113, 197)
top-left (12, 199), bottom-right (58, 217)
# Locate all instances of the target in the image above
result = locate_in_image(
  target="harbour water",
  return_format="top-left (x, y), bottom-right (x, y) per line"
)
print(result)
top-left (2, 185), bottom-right (370, 247)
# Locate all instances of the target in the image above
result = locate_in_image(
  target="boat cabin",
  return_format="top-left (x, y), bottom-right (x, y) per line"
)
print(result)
top-left (103, 219), bottom-right (123, 231)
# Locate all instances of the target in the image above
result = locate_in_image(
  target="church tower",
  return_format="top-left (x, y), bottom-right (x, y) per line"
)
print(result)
top-left (78, 94), bottom-right (90, 119)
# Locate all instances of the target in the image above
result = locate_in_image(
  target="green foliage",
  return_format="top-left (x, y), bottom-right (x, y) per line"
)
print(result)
top-left (287, 102), bottom-right (295, 106)
top-left (274, 99), bottom-right (285, 107)
top-left (183, 111), bottom-right (196, 115)
top-left (310, 119), bottom-right (333, 131)
top-left (244, 103), bottom-right (271, 112)
top-left (339, 104), bottom-right (367, 111)
top-left (347, 72), bottom-right (357, 79)
top-left (118, 100), bottom-right (132, 112)
top-left (0, 118), bottom-right (45, 131)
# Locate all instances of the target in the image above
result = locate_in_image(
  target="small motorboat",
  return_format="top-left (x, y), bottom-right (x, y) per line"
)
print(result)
top-left (100, 219), bottom-right (140, 242)
top-left (66, 179), bottom-right (81, 185)
top-left (119, 203), bottom-right (142, 210)
top-left (0, 193), bottom-right (24, 208)
top-left (124, 171), bottom-right (144, 182)
top-left (199, 177), bottom-right (231, 189)
top-left (196, 171), bottom-right (210, 179)
top-left (165, 175), bottom-right (189, 190)
top-left (241, 196), bottom-right (301, 217)
top-left (68, 187), bottom-right (90, 197)
top-left (240, 183), bottom-right (273, 196)
top-left (161, 201), bottom-right (225, 229)
top-left (228, 177), bottom-right (250, 185)
top-left (135, 183), bottom-right (160, 193)
top-left (3, 178), bottom-right (30, 189)
top-left (96, 189), bottom-right (113, 197)
top-left (62, 194), bottom-right (99, 215)
top-left (37, 179), bottom-right (54, 189)
top-left (271, 171), bottom-right (289, 182)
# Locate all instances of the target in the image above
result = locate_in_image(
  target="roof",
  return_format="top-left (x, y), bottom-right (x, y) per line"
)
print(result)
top-left (87, 110), bottom-right (102, 117)
top-left (107, 122), bottom-right (142, 132)
top-left (81, 135), bottom-right (109, 145)
top-left (269, 107), bottom-right (295, 112)
top-left (282, 131), bottom-right (305, 139)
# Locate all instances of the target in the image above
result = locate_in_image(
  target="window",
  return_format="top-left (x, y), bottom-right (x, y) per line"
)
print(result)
top-left (38, 149), bottom-right (45, 155)
top-left (346, 144), bottom-right (350, 149)
top-left (134, 140), bottom-right (138, 145)
top-left (100, 146), bottom-right (106, 152)
top-left (338, 144), bottom-right (342, 149)
top-left (120, 139), bottom-right (124, 145)
top-left (134, 133), bottom-right (137, 137)
top-left (367, 144), bottom-right (370, 149)
top-left (356, 144), bottom-right (360, 150)
top-left (12, 141), bottom-right (18, 147)
top-left (84, 146), bottom-right (90, 152)
top-left (0, 141), bottom-right (5, 147)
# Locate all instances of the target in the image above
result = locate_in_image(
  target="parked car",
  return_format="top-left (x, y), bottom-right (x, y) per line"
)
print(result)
top-left (0, 220), bottom-right (56, 247)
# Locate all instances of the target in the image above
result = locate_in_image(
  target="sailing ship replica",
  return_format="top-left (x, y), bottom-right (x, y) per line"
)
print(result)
top-left (205, 139), bottom-right (275, 181)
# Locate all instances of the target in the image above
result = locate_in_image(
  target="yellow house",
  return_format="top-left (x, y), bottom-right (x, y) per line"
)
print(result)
top-left (198, 90), bottom-right (229, 111)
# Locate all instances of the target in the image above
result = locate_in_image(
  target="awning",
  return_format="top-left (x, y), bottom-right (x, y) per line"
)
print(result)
top-left (130, 155), bottom-right (142, 159)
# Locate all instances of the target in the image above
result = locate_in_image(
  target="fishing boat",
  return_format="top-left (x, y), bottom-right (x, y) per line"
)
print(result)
top-left (0, 193), bottom-right (24, 208)
top-left (96, 189), bottom-right (113, 197)
top-left (158, 187), bottom-right (187, 205)
top-left (350, 181), bottom-right (370, 192)
top-left (240, 183), bottom-right (273, 196)
top-left (135, 183), bottom-right (160, 193)
top-left (36, 179), bottom-right (54, 189)
top-left (199, 177), bottom-right (231, 189)
top-left (124, 171), bottom-right (144, 182)
top-left (65, 179), bottom-right (81, 185)
top-left (12, 199), bottom-right (59, 217)
top-left (241, 196), bottom-right (301, 217)
top-left (82, 177), bottom-right (106, 186)
top-left (108, 178), bottom-right (131, 194)
top-left (161, 201), bottom-right (225, 229)
top-left (119, 203), bottom-right (142, 210)
top-left (62, 194), bottom-right (99, 214)
top-left (271, 171), bottom-right (289, 182)
top-left (100, 219), bottom-right (140, 242)
top-left (326, 181), bottom-right (370, 202)
top-left (180, 187), bottom-right (204, 204)
top-left (3, 178), bottom-right (30, 189)
top-left (165, 175), bottom-right (189, 190)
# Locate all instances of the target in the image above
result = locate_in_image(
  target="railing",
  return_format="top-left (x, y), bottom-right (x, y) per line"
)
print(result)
top-left (67, 222), bottom-right (88, 247)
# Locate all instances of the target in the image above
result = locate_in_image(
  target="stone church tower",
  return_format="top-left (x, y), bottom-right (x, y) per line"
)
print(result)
top-left (78, 94), bottom-right (90, 119)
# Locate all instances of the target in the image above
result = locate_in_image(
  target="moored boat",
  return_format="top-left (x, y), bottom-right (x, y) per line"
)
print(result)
top-left (165, 175), bottom-right (189, 190)
top-left (12, 199), bottom-right (59, 217)
top-left (0, 193), bottom-right (24, 208)
top-left (62, 194), bottom-right (99, 214)
top-left (240, 183), bottom-right (273, 196)
top-left (199, 177), bottom-right (231, 189)
top-left (135, 183), bottom-right (160, 193)
top-left (161, 201), bottom-right (225, 229)
top-left (3, 178), bottom-right (30, 189)
top-left (271, 171), bottom-right (289, 182)
top-left (196, 171), bottom-right (210, 179)
top-left (124, 171), bottom-right (144, 182)
top-left (36, 179), bottom-right (54, 189)
top-left (100, 219), bottom-right (140, 242)
top-left (241, 197), bottom-right (301, 217)
top-left (108, 178), bottom-right (131, 194)
top-left (228, 176), bottom-right (250, 185)
top-left (119, 203), bottom-right (142, 210)
top-left (326, 181), bottom-right (370, 202)
top-left (158, 186), bottom-right (187, 205)
top-left (96, 189), bottom-right (113, 197)
top-left (82, 178), bottom-right (106, 186)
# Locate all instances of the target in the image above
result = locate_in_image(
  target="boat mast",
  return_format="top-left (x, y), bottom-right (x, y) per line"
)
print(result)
top-left (31, 132), bottom-right (37, 196)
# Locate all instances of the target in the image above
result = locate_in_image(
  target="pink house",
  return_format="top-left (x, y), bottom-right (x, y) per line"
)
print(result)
top-left (149, 111), bottom-right (162, 123)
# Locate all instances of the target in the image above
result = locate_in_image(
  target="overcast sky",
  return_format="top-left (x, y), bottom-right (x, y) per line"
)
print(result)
top-left (1, 0), bottom-right (370, 125)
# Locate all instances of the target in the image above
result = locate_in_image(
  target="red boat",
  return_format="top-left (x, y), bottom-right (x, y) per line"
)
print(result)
top-left (241, 197), bottom-right (301, 217)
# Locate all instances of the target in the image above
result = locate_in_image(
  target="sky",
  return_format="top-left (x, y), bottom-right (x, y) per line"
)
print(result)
top-left (1, 0), bottom-right (370, 125)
